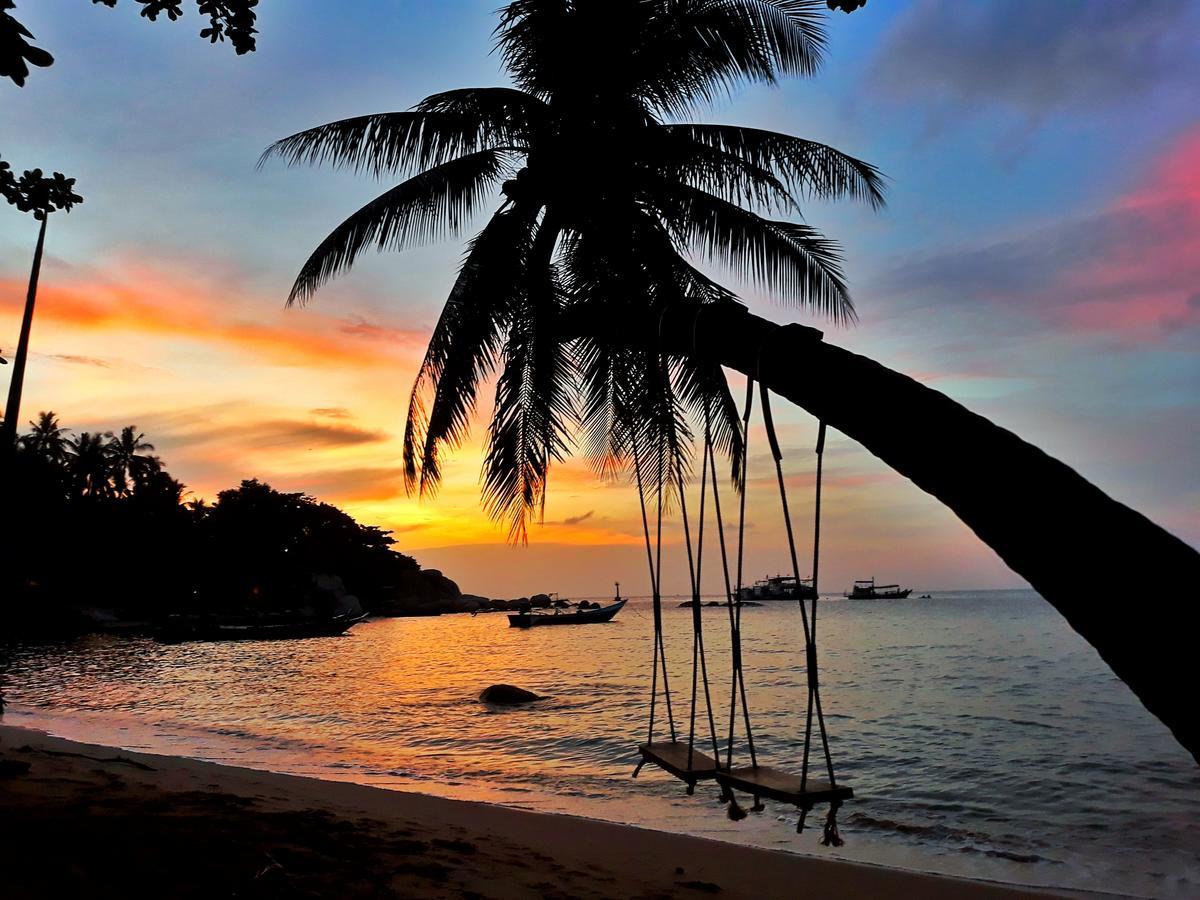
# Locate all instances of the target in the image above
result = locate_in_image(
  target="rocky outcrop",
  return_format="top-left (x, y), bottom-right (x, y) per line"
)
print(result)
top-left (370, 568), bottom-right (464, 616)
top-left (372, 582), bottom-right (573, 618)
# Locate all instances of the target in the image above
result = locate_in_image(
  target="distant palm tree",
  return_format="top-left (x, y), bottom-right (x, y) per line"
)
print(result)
top-left (20, 409), bottom-right (71, 464)
top-left (65, 431), bottom-right (114, 499)
top-left (263, 0), bottom-right (883, 540)
top-left (107, 426), bottom-right (158, 496)
top-left (0, 165), bottom-right (82, 450)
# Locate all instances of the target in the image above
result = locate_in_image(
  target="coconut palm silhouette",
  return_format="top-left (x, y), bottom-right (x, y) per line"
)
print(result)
top-left (263, 0), bottom-right (884, 541)
top-left (19, 410), bottom-right (71, 463)
top-left (107, 426), bottom-right (159, 496)
top-left (0, 162), bottom-right (82, 450)
top-left (65, 431), bottom-right (116, 499)
top-left (263, 0), bottom-right (1200, 762)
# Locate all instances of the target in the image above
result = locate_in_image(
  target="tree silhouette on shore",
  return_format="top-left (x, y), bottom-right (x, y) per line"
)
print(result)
top-left (6, 414), bottom-right (430, 624)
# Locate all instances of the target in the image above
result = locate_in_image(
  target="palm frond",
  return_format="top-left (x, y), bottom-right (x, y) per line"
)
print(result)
top-left (481, 252), bottom-right (577, 543)
top-left (625, 351), bottom-right (694, 513)
top-left (577, 340), bottom-right (654, 482)
top-left (644, 126), bottom-right (797, 215)
top-left (403, 204), bottom-right (539, 496)
top-left (259, 109), bottom-right (527, 179)
top-left (709, 0), bottom-right (828, 78)
top-left (628, 0), bottom-right (828, 116)
top-left (626, 212), bottom-right (743, 307)
top-left (662, 123), bottom-right (886, 208)
top-left (669, 352), bottom-right (744, 489)
top-left (576, 336), bottom-right (620, 479)
top-left (651, 181), bottom-right (853, 322)
top-left (414, 87), bottom-right (547, 139)
top-left (288, 149), bottom-right (513, 305)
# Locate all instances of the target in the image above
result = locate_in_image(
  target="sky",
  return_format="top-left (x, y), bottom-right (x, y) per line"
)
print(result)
top-left (2, 0), bottom-right (1197, 598)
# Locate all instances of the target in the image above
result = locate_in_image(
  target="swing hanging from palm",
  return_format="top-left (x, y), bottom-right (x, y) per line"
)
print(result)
top-left (632, 375), bottom-right (850, 845)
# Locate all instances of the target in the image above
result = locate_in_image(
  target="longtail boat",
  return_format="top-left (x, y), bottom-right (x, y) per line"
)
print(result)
top-left (508, 583), bottom-right (627, 628)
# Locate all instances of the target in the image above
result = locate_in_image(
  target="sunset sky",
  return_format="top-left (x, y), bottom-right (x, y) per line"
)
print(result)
top-left (2, 1), bottom-right (1197, 597)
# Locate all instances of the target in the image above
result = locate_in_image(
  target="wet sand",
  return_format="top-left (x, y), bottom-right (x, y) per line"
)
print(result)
top-left (0, 725), bottom-right (1077, 898)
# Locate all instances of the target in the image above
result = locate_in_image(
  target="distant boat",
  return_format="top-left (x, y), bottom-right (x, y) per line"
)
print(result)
top-left (508, 583), bottom-right (627, 628)
top-left (735, 574), bottom-right (816, 603)
top-left (157, 610), bottom-right (367, 643)
top-left (846, 578), bottom-right (912, 600)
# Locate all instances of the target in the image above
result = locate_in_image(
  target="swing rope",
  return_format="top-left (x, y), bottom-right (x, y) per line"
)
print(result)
top-left (633, 432), bottom-right (676, 746)
top-left (721, 384), bottom-right (758, 773)
top-left (701, 397), bottom-right (761, 821)
top-left (679, 440), bottom-right (721, 772)
top-left (759, 384), bottom-right (842, 844)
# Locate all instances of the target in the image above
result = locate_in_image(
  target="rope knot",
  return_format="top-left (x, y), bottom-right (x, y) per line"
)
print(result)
top-left (819, 801), bottom-right (844, 847)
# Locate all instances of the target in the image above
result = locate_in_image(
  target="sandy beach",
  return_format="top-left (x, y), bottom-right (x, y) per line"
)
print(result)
top-left (0, 724), bottom-right (1077, 899)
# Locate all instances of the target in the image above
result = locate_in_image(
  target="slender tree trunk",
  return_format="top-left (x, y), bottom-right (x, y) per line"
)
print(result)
top-left (2, 215), bottom-right (49, 449)
top-left (612, 303), bottom-right (1200, 764)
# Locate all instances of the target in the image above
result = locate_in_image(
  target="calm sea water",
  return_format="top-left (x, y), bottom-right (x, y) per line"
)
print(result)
top-left (3, 590), bottom-right (1198, 897)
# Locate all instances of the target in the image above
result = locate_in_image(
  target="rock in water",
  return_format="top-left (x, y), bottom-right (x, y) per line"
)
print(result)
top-left (479, 684), bottom-right (543, 705)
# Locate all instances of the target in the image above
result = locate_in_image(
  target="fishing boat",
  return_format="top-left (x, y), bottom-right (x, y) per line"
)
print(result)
top-left (157, 610), bottom-right (367, 643)
top-left (845, 578), bottom-right (912, 600)
top-left (734, 574), bottom-right (816, 602)
top-left (508, 584), bottom-right (627, 628)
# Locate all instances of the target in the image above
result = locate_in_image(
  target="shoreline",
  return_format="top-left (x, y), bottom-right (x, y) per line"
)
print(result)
top-left (0, 723), bottom-right (1082, 898)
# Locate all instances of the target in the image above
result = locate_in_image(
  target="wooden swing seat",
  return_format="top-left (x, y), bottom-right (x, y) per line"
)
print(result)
top-left (715, 765), bottom-right (853, 806)
top-left (638, 741), bottom-right (721, 784)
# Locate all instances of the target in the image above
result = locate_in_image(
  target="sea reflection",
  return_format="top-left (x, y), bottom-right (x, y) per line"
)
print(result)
top-left (3, 591), bottom-right (1198, 899)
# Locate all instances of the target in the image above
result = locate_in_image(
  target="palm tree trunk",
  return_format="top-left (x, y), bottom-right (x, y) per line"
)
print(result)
top-left (1, 214), bottom-right (48, 449)
top-left (634, 304), bottom-right (1200, 763)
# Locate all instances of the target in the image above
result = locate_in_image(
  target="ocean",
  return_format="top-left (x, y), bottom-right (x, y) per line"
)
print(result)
top-left (3, 590), bottom-right (1197, 897)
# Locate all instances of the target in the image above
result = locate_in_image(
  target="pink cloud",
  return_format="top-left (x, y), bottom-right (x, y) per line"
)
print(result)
top-left (1060, 128), bottom-right (1200, 336)
top-left (883, 127), bottom-right (1200, 344)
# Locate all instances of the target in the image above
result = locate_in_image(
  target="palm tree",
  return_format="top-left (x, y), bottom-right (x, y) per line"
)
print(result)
top-left (0, 164), bottom-right (82, 450)
top-left (19, 410), bottom-right (71, 464)
top-left (107, 426), bottom-right (158, 496)
top-left (263, 1), bottom-right (1200, 762)
top-left (263, 0), bottom-right (883, 541)
top-left (65, 431), bottom-right (115, 499)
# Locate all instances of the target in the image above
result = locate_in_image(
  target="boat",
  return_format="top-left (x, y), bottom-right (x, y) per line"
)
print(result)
top-left (156, 610), bottom-right (367, 643)
top-left (734, 574), bottom-right (816, 603)
top-left (845, 578), bottom-right (912, 600)
top-left (508, 583), bottom-right (627, 628)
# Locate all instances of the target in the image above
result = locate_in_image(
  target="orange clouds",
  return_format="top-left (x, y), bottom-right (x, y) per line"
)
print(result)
top-left (0, 260), bottom-right (429, 371)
